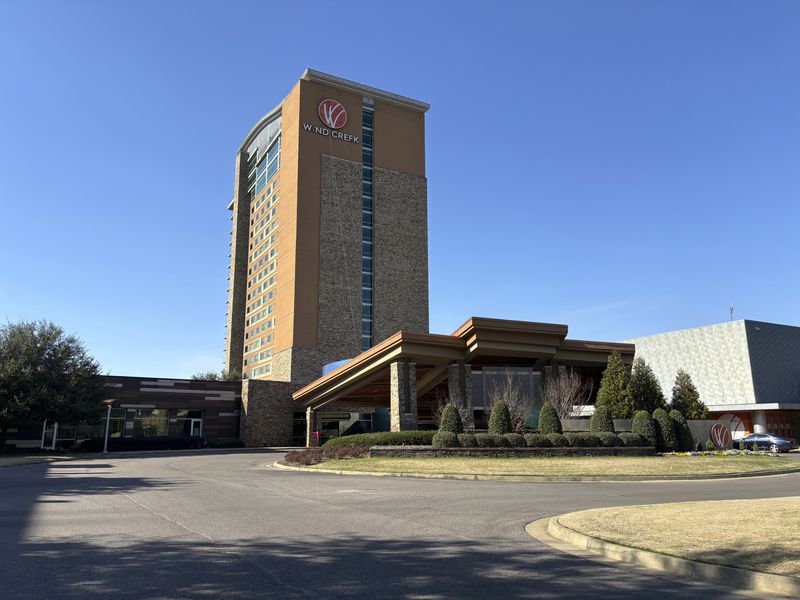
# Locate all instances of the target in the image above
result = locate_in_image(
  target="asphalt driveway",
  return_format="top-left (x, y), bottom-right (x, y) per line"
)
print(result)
top-left (2, 449), bottom-right (798, 599)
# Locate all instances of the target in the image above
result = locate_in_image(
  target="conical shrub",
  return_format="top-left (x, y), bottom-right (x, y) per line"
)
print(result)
top-left (631, 410), bottom-right (657, 448)
top-left (439, 404), bottom-right (463, 433)
top-left (488, 401), bottom-right (512, 434)
top-left (590, 405), bottom-right (615, 433)
top-left (538, 402), bottom-right (562, 435)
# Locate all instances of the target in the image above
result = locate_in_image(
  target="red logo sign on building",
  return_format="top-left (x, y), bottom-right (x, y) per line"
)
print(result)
top-left (710, 423), bottom-right (731, 449)
top-left (318, 99), bottom-right (347, 129)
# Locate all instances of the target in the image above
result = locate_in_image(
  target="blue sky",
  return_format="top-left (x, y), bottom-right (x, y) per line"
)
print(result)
top-left (1, 1), bottom-right (798, 377)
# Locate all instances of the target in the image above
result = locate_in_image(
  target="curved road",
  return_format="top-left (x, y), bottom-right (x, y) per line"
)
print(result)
top-left (2, 449), bottom-right (797, 599)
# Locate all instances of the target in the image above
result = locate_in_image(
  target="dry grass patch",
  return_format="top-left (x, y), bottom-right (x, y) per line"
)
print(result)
top-left (309, 455), bottom-right (794, 477)
top-left (559, 497), bottom-right (800, 577)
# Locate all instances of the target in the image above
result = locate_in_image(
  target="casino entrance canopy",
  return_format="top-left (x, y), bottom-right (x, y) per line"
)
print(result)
top-left (292, 317), bottom-right (634, 438)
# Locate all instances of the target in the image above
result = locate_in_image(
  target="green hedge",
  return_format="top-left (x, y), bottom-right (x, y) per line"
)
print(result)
top-left (458, 433), bottom-right (478, 448)
top-left (565, 432), bottom-right (601, 447)
top-left (524, 433), bottom-right (552, 448)
top-left (618, 432), bottom-right (649, 447)
top-left (505, 433), bottom-right (525, 447)
top-left (546, 432), bottom-right (569, 447)
top-left (475, 433), bottom-right (509, 448)
top-left (322, 430), bottom-right (436, 448)
top-left (432, 431), bottom-right (460, 448)
top-left (595, 432), bottom-right (623, 447)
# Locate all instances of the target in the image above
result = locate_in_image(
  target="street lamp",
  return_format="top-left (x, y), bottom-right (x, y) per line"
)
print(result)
top-left (102, 399), bottom-right (114, 453)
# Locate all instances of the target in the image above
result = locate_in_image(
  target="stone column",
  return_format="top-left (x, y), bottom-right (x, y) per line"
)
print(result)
top-left (306, 407), bottom-right (319, 447)
top-left (390, 361), bottom-right (417, 431)
top-left (752, 410), bottom-right (767, 434)
top-left (448, 361), bottom-right (474, 430)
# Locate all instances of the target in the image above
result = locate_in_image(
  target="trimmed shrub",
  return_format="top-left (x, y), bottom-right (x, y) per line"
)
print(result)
top-left (284, 448), bottom-right (324, 466)
top-left (631, 410), bottom-right (657, 448)
top-left (457, 433), bottom-right (478, 448)
top-left (322, 446), bottom-right (369, 460)
top-left (322, 430), bottom-right (436, 448)
top-left (618, 432), bottom-right (648, 447)
top-left (432, 432), bottom-right (460, 448)
top-left (505, 433), bottom-right (525, 447)
top-left (524, 433), bottom-right (552, 448)
top-left (538, 403), bottom-right (562, 435)
top-left (739, 439), bottom-right (746, 451)
top-left (590, 405), bottom-right (615, 433)
top-left (488, 401), bottom-right (512, 434)
top-left (284, 446), bottom-right (369, 466)
top-left (565, 432), bottom-right (601, 447)
top-left (596, 432), bottom-right (623, 447)
top-left (439, 404), bottom-right (464, 434)
top-left (652, 408), bottom-right (677, 452)
top-left (696, 440), bottom-right (703, 452)
top-left (546, 432), bottom-right (569, 447)
top-left (669, 409), bottom-right (694, 452)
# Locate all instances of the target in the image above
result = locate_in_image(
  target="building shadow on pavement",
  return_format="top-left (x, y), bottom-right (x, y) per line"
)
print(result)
top-left (5, 533), bottom-right (748, 599)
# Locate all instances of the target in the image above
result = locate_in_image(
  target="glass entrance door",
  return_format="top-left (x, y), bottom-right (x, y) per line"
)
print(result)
top-left (190, 419), bottom-right (202, 437)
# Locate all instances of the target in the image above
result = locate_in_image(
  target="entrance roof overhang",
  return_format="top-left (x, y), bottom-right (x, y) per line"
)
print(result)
top-left (292, 317), bottom-right (636, 411)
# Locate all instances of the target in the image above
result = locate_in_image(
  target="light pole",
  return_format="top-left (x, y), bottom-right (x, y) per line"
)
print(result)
top-left (102, 399), bottom-right (114, 453)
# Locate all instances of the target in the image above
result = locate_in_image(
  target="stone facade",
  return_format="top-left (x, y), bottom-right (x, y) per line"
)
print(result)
top-left (316, 154), bottom-right (363, 368)
top-left (389, 361), bottom-right (418, 431)
top-left (373, 167), bottom-right (429, 342)
top-left (448, 362), bottom-right (474, 429)
top-left (239, 379), bottom-right (297, 447)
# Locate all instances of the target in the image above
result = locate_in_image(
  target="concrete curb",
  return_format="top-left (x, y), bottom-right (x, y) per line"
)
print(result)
top-left (271, 460), bottom-right (800, 482)
top-left (538, 515), bottom-right (800, 596)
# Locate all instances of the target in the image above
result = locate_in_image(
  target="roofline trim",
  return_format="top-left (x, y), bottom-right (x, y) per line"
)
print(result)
top-left (302, 69), bottom-right (430, 113)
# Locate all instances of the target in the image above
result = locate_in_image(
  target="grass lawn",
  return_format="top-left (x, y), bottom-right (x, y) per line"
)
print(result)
top-left (309, 455), bottom-right (797, 477)
top-left (559, 497), bottom-right (800, 577)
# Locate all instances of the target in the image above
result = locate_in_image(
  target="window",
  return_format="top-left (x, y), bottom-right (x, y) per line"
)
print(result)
top-left (130, 409), bottom-right (169, 437)
top-left (360, 98), bottom-right (375, 352)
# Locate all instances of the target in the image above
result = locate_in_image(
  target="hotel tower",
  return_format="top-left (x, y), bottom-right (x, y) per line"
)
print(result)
top-left (225, 69), bottom-right (430, 387)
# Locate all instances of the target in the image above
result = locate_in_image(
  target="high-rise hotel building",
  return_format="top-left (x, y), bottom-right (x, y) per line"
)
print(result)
top-left (225, 70), bottom-right (430, 386)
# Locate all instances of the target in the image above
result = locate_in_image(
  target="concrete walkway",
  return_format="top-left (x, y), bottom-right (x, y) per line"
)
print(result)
top-left (3, 449), bottom-right (797, 599)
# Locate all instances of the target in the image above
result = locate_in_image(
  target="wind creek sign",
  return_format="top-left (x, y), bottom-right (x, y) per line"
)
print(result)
top-left (302, 99), bottom-right (360, 144)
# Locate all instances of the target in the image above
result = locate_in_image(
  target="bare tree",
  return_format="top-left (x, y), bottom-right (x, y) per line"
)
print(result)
top-left (431, 386), bottom-right (448, 428)
top-left (539, 368), bottom-right (594, 419)
top-left (485, 370), bottom-right (533, 432)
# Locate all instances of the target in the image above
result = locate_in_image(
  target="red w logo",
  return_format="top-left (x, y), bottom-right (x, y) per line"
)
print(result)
top-left (711, 423), bottom-right (730, 449)
top-left (318, 99), bottom-right (348, 129)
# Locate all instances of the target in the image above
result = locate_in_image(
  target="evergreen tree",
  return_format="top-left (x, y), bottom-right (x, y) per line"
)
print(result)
top-left (439, 404), bottom-right (464, 434)
top-left (487, 401), bottom-right (512, 434)
top-left (670, 370), bottom-right (708, 419)
top-left (589, 405), bottom-right (615, 433)
top-left (630, 358), bottom-right (666, 413)
top-left (595, 351), bottom-right (633, 418)
top-left (537, 402), bottom-right (562, 434)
